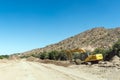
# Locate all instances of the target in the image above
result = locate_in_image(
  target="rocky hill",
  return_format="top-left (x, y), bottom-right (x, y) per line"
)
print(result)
top-left (23, 27), bottom-right (120, 55)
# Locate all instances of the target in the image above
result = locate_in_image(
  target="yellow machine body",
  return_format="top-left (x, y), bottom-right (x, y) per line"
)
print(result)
top-left (84, 54), bottom-right (103, 62)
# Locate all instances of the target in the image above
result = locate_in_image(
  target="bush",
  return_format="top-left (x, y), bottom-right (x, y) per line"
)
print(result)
top-left (20, 55), bottom-right (30, 58)
top-left (112, 39), bottom-right (120, 57)
top-left (93, 48), bottom-right (107, 58)
top-left (105, 39), bottom-right (120, 60)
top-left (40, 52), bottom-right (48, 60)
top-left (56, 51), bottom-right (67, 60)
top-left (48, 51), bottom-right (59, 60)
top-left (39, 50), bottom-right (67, 61)
top-left (73, 53), bottom-right (81, 60)
top-left (0, 55), bottom-right (9, 59)
top-left (73, 52), bottom-right (88, 61)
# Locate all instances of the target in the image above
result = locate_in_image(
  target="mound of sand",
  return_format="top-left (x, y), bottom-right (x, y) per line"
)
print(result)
top-left (111, 55), bottom-right (120, 62)
top-left (110, 55), bottom-right (120, 67)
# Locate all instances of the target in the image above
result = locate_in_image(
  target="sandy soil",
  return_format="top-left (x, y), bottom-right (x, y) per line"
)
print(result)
top-left (0, 59), bottom-right (119, 80)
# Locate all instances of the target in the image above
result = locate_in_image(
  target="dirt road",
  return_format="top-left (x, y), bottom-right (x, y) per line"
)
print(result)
top-left (0, 60), bottom-right (106, 80)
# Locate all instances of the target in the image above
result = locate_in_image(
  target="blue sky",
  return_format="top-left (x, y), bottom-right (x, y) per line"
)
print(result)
top-left (0, 0), bottom-right (120, 54)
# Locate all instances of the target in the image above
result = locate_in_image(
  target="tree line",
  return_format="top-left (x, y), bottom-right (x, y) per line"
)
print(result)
top-left (37, 39), bottom-right (120, 61)
top-left (4, 39), bottom-right (120, 61)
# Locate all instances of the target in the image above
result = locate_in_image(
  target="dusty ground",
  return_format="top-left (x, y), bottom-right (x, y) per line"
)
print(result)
top-left (0, 59), bottom-right (119, 80)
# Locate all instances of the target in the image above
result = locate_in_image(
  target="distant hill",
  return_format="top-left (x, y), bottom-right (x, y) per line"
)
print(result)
top-left (23, 27), bottom-right (120, 55)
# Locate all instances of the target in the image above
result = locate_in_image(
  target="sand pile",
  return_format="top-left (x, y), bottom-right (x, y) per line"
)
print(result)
top-left (110, 55), bottom-right (120, 67)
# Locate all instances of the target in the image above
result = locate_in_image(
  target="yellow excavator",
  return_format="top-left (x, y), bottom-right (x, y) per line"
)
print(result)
top-left (65, 48), bottom-right (103, 64)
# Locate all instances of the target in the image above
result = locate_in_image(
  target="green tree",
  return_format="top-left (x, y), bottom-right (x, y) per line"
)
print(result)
top-left (0, 55), bottom-right (9, 59)
top-left (105, 39), bottom-right (120, 60)
top-left (93, 48), bottom-right (107, 58)
top-left (47, 50), bottom-right (67, 60)
top-left (57, 51), bottom-right (67, 60)
top-left (40, 52), bottom-right (48, 59)
top-left (112, 39), bottom-right (120, 57)
top-left (48, 51), bottom-right (58, 60)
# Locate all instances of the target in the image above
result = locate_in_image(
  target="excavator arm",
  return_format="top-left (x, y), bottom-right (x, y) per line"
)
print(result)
top-left (65, 48), bottom-right (86, 62)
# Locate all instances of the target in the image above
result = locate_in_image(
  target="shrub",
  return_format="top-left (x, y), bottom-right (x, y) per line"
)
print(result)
top-left (73, 52), bottom-right (88, 61)
top-left (48, 51), bottom-right (58, 60)
top-left (73, 53), bottom-right (81, 60)
top-left (39, 50), bottom-right (67, 60)
top-left (105, 39), bottom-right (120, 60)
top-left (112, 39), bottom-right (120, 57)
top-left (20, 55), bottom-right (29, 58)
top-left (93, 48), bottom-right (107, 58)
top-left (0, 55), bottom-right (9, 59)
top-left (56, 51), bottom-right (67, 60)
top-left (40, 52), bottom-right (48, 60)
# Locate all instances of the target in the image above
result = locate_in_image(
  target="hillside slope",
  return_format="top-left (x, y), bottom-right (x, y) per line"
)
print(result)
top-left (23, 27), bottom-right (120, 55)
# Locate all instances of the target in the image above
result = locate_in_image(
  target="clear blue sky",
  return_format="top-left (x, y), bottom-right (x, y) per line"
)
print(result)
top-left (0, 0), bottom-right (120, 55)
